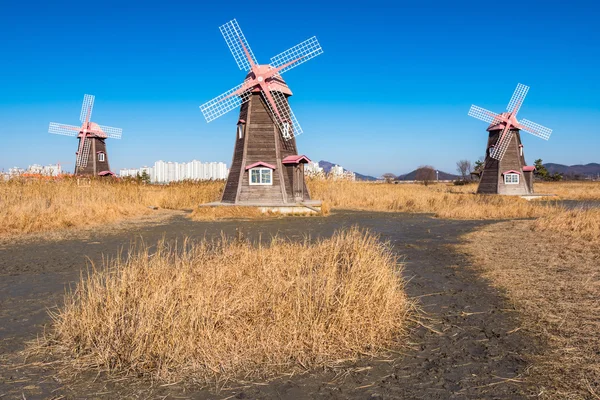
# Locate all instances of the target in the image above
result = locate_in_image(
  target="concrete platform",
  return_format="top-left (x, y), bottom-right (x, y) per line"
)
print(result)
top-left (199, 200), bottom-right (323, 215)
top-left (520, 193), bottom-right (557, 201)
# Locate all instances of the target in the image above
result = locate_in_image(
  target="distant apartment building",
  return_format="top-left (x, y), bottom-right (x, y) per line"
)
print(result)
top-left (330, 164), bottom-right (356, 181)
top-left (120, 160), bottom-right (228, 183)
top-left (305, 161), bottom-right (324, 177)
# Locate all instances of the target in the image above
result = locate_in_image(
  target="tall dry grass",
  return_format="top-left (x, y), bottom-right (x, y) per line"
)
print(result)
top-left (534, 207), bottom-right (600, 246)
top-left (40, 228), bottom-right (409, 383)
top-left (307, 179), bottom-right (557, 219)
top-left (537, 181), bottom-right (600, 200)
top-left (0, 178), bottom-right (223, 236)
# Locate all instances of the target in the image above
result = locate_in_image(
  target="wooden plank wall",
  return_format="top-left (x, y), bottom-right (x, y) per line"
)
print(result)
top-left (498, 131), bottom-right (529, 195)
top-left (75, 138), bottom-right (110, 176)
top-left (238, 94), bottom-right (286, 203)
top-left (222, 101), bottom-right (249, 202)
top-left (477, 131), bottom-right (500, 194)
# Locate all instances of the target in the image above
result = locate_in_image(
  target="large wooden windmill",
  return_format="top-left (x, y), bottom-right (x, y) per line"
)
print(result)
top-left (200, 19), bottom-right (323, 205)
top-left (49, 94), bottom-right (122, 176)
top-left (468, 83), bottom-right (553, 195)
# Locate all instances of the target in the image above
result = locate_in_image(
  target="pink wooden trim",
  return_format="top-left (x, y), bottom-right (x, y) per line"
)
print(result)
top-left (282, 155), bottom-right (311, 164)
top-left (522, 166), bottom-right (536, 172)
top-left (98, 170), bottom-right (115, 176)
top-left (502, 170), bottom-right (521, 175)
top-left (238, 119), bottom-right (246, 124)
top-left (245, 161), bottom-right (276, 170)
top-left (96, 151), bottom-right (105, 154)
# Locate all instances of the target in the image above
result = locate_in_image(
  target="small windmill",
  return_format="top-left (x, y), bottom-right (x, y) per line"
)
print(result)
top-left (49, 94), bottom-right (122, 176)
top-left (468, 83), bottom-right (553, 195)
top-left (200, 19), bottom-right (323, 205)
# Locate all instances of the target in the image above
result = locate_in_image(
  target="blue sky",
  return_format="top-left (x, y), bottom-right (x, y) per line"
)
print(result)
top-left (0, 0), bottom-right (598, 177)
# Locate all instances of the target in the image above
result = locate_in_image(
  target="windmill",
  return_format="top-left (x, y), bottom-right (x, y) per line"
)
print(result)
top-left (200, 19), bottom-right (323, 205)
top-left (49, 94), bottom-right (122, 176)
top-left (468, 83), bottom-right (553, 195)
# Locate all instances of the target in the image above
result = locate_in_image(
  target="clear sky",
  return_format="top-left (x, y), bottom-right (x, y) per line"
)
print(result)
top-left (0, 0), bottom-right (598, 177)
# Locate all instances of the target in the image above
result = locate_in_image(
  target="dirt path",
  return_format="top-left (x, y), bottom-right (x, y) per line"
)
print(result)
top-left (0, 211), bottom-right (537, 399)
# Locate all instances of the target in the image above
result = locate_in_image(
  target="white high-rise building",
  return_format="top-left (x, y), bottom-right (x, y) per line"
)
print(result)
top-left (119, 160), bottom-right (229, 183)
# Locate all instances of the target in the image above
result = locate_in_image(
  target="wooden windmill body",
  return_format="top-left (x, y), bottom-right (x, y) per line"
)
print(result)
top-left (222, 91), bottom-right (311, 204)
top-left (469, 84), bottom-right (553, 195)
top-left (201, 19), bottom-right (323, 206)
top-left (49, 94), bottom-right (123, 176)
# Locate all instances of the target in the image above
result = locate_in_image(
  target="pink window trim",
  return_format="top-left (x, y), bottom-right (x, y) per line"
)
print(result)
top-left (245, 161), bottom-right (276, 170)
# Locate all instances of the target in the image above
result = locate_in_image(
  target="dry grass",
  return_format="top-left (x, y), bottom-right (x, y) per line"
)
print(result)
top-left (307, 179), bottom-right (557, 219)
top-left (191, 203), bottom-right (330, 220)
top-left (39, 228), bottom-right (409, 384)
top-left (0, 178), bottom-right (223, 237)
top-left (191, 205), bottom-right (267, 220)
top-left (537, 181), bottom-right (600, 200)
top-left (3, 177), bottom-right (596, 236)
top-left (535, 208), bottom-right (600, 245)
top-left (461, 220), bottom-right (600, 399)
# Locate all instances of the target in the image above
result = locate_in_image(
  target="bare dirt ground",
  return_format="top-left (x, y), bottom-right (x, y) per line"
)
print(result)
top-left (0, 211), bottom-right (538, 399)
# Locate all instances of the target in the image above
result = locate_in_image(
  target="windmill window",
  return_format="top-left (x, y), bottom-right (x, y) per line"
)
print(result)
top-left (504, 173), bottom-right (519, 184)
top-left (98, 152), bottom-right (105, 162)
top-left (249, 168), bottom-right (273, 185)
top-left (520, 146), bottom-right (523, 156)
top-left (237, 122), bottom-right (245, 139)
top-left (282, 122), bottom-right (291, 139)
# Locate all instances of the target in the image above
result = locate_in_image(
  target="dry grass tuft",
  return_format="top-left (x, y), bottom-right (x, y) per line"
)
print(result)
top-left (308, 179), bottom-right (556, 219)
top-left (0, 178), bottom-right (223, 236)
top-left (461, 220), bottom-right (600, 398)
top-left (39, 228), bottom-right (409, 384)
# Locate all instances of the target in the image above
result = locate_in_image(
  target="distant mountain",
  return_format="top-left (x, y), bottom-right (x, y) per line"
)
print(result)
top-left (545, 163), bottom-right (600, 178)
top-left (317, 160), bottom-right (378, 181)
top-left (396, 169), bottom-right (460, 181)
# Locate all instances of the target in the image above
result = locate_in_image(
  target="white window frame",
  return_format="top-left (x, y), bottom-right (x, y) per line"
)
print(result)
top-left (504, 173), bottom-right (520, 184)
top-left (237, 123), bottom-right (244, 139)
top-left (98, 152), bottom-right (105, 162)
top-left (249, 167), bottom-right (273, 185)
top-left (282, 121), bottom-right (291, 139)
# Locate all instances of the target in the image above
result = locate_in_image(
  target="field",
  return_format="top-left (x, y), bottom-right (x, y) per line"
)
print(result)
top-left (1, 178), bottom-right (600, 398)
top-left (3, 178), bottom-right (599, 238)
top-left (0, 178), bottom-right (223, 237)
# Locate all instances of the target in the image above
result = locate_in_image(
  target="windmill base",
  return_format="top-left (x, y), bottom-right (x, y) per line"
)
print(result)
top-left (520, 193), bottom-right (557, 201)
top-left (199, 200), bottom-right (323, 215)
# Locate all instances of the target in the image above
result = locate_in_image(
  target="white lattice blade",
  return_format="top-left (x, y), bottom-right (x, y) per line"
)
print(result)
top-left (219, 19), bottom-right (258, 71)
top-left (80, 94), bottom-right (95, 123)
top-left (76, 138), bottom-right (91, 167)
top-left (264, 86), bottom-right (303, 139)
top-left (270, 36), bottom-right (323, 75)
top-left (98, 125), bottom-right (123, 139)
top-left (520, 118), bottom-right (552, 140)
top-left (49, 122), bottom-right (80, 137)
top-left (200, 82), bottom-right (252, 122)
top-left (506, 83), bottom-right (529, 115)
top-left (468, 105), bottom-right (502, 126)
top-left (490, 129), bottom-right (514, 160)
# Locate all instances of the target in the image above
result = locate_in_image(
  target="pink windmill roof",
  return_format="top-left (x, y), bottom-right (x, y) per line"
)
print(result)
top-left (523, 166), bottom-right (536, 172)
top-left (282, 155), bottom-right (311, 164)
top-left (98, 170), bottom-right (115, 176)
top-left (245, 161), bottom-right (276, 170)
